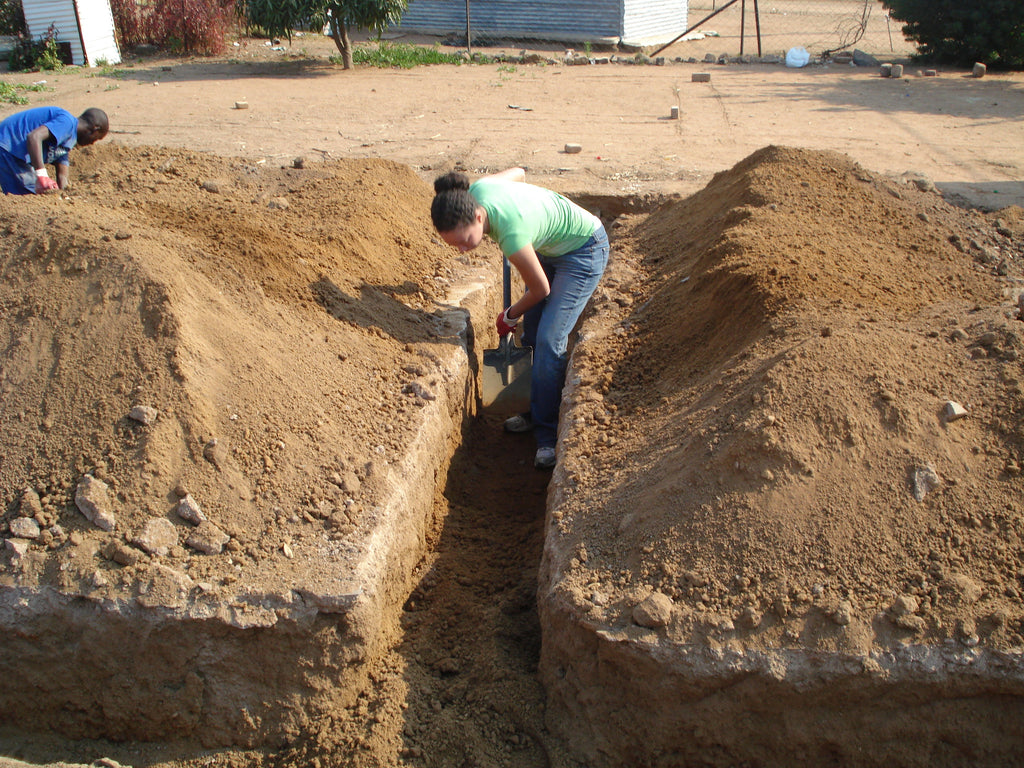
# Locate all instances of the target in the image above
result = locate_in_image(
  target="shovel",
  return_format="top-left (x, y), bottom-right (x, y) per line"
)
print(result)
top-left (481, 260), bottom-right (532, 412)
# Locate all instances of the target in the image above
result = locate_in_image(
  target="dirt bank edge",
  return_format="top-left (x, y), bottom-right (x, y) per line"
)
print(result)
top-left (0, 265), bottom-right (496, 748)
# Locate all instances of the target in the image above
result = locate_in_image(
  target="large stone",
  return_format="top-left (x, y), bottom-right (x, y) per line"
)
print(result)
top-left (8, 518), bottom-right (40, 540)
top-left (131, 518), bottom-right (178, 556)
top-left (185, 521), bottom-right (231, 555)
top-left (632, 591), bottom-right (674, 628)
top-left (74, 475), bottom-right (115, 531)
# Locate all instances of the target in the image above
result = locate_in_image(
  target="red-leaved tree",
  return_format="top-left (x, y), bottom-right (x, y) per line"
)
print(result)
top-left (111, 0), bottom-right (237, 55)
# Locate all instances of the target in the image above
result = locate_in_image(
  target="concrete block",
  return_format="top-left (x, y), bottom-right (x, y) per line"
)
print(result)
top-left (692, 72), bottom-right (711, 83)
top-left (853, 49), bottom-right (879, 67)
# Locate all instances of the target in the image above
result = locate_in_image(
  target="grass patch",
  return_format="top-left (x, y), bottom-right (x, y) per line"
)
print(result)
top-left (0, 80), bottom-right (50, 105)
top-left (90, 62), bottom-right (130, 79)
top-left (347, 41), bottom-right (465, 68)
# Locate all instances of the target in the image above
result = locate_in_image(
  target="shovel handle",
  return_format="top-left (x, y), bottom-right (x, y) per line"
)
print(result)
top-left (503, 259), bottom-right (513, 309)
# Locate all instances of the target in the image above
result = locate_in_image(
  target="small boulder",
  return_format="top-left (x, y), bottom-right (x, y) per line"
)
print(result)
top-left (75, 475), bottom-right (115, 531)
top-left (186, 521), bottom-right (231, 554)
top-left (5, 538), bottom-right (30, 558)
top-left (632, 591), bottom-right (674, 628)
top-left (890, 594), bottom-right (919, 616)
top-left (911, 464), bottom-right (940, 502)
top-left (943, 401), bottom-right (968, 421)
top-left (203, 438), bottom-right (226, 469)
top-left (131, 517), bottom-right (178, 556)
top-left (128, 405), bottom-right (159, 426)
top-left (853, 49), bottom-right (879, 67)
top-left (9, 517), bottom-right (40, 540)
top-left (176, 494), bottom-right (208, 525)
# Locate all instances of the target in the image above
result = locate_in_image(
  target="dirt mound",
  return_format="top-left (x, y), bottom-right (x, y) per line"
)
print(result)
top-left (558, 145), bottom-right (1024, 654)
top-left (4, 141), bottom-right (1024, 766)
top-left (0, 143), bottom-right (475, 599)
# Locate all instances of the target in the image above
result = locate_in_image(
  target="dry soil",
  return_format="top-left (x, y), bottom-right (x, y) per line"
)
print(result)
top-left (0, 34), bottom-right (1023, 768)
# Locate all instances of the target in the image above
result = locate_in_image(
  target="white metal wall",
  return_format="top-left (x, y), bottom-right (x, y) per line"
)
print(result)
top-left (23, 0), bottom-right (121, 66)
top-left (395, 0), bottom-right (691, 45)
top-left (622, 0), bottom-right (688, 45)
top-left (75, 0), bottom-right (121, 65)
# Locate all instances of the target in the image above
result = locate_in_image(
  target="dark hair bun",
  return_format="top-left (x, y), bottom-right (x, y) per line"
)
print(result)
top-left (434, 171), bottom-right (471, 194)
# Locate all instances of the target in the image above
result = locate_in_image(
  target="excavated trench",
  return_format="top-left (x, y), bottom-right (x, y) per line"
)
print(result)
top-left (3, 152), bottom-right (1024, 767)
top-left (0, 252), bottom-right (563, 768)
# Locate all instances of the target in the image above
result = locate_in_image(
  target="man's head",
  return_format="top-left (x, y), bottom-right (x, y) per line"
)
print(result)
top-left (77, 108), bottom-right (109, 146)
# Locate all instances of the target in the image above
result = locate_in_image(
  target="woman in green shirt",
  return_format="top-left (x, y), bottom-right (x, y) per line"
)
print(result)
top-left (431, 168), bottom-right (608, 469)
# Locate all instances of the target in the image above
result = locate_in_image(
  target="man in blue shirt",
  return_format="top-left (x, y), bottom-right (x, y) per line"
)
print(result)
top-left (0, 106), bottom-right (108, 194)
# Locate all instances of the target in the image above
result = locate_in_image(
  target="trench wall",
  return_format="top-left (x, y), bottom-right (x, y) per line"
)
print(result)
top-left (538, 591), bottom-right (1024, 767)
top-left (0, 267), bottom-right (497, 748)
top-left (535, 329), bottom-right (1024, 767)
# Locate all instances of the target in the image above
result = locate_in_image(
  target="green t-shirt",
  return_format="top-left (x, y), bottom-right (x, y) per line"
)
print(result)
top-left (469, 178), bottom-right (600, 258)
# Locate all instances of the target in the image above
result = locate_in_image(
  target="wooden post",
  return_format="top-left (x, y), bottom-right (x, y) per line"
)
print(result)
top-left (753, 0), bottom-right (762, 56)
top-left (740, 0), bottom-right (745, 55)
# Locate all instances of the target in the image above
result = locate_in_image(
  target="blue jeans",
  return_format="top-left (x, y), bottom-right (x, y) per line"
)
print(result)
top-left (520, 226), bottom-right (609, 448)
top-left (0, 150), bottom-right (36, 195)
top-left (0, 147), bottom-right (68, 195)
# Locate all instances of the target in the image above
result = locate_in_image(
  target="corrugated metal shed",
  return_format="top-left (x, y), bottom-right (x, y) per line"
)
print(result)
top-left (623, 0), bottom-right (688, 43)
top-left (393, 0), bottom-right (688, 46)
top-left (23, 0), bottom-right (121, 67)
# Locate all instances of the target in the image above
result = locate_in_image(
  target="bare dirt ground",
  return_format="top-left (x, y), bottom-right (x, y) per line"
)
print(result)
top-left (1, 29), bottom-right (1020, 209)
top-left (0, 30), bottom-right (1023, 768)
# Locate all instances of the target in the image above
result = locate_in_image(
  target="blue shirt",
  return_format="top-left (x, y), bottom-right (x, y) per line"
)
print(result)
top-left (0, 106), bottom-right (77, 166)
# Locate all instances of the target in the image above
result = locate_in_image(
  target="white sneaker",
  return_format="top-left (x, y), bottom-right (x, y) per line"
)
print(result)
top-left (534, 446), bottom-right (556, 469)
top-left (503, 413), bottom-right (533, 433)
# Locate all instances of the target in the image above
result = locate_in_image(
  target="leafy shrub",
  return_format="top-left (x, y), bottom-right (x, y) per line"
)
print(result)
top-left (7, 24), bottom-right (65, 72)
top-left (7, 33), bottom-right (36, 71)
top-left (111, 0), bottom-right (238, 55)
top-left (0, 0), bottom-right (25, 36)
top-left (882, 0), bottom-right (1024, 67)
top-left (0, 80), bottom-right (48, 104)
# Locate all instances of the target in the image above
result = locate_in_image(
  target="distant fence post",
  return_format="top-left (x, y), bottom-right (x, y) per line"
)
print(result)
top-left (740, 0), bottom-right (745, 55)
top-left (466, 0), bottom-right (472, 57)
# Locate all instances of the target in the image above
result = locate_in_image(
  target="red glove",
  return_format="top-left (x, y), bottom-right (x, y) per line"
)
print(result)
top-left (34, 171), bottom-right (58, 193)
top-left (496, 307), bottom-right (519, 337)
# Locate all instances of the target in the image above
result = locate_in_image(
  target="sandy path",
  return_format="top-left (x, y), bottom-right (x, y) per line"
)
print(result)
top-left (2, 46), bottom-right (1021, 209)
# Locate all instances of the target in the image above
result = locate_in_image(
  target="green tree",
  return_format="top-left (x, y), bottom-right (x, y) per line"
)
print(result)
top-left (0, 0), bottom-right (26, 36)
top-left (244, 0), bottom-right (408, 69)
top-left (882, 0), bottom-right (1024, 68)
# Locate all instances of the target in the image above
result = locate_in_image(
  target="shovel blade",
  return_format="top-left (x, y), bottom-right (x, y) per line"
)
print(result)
top-left (482, 337), bottom-right (532, 412)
